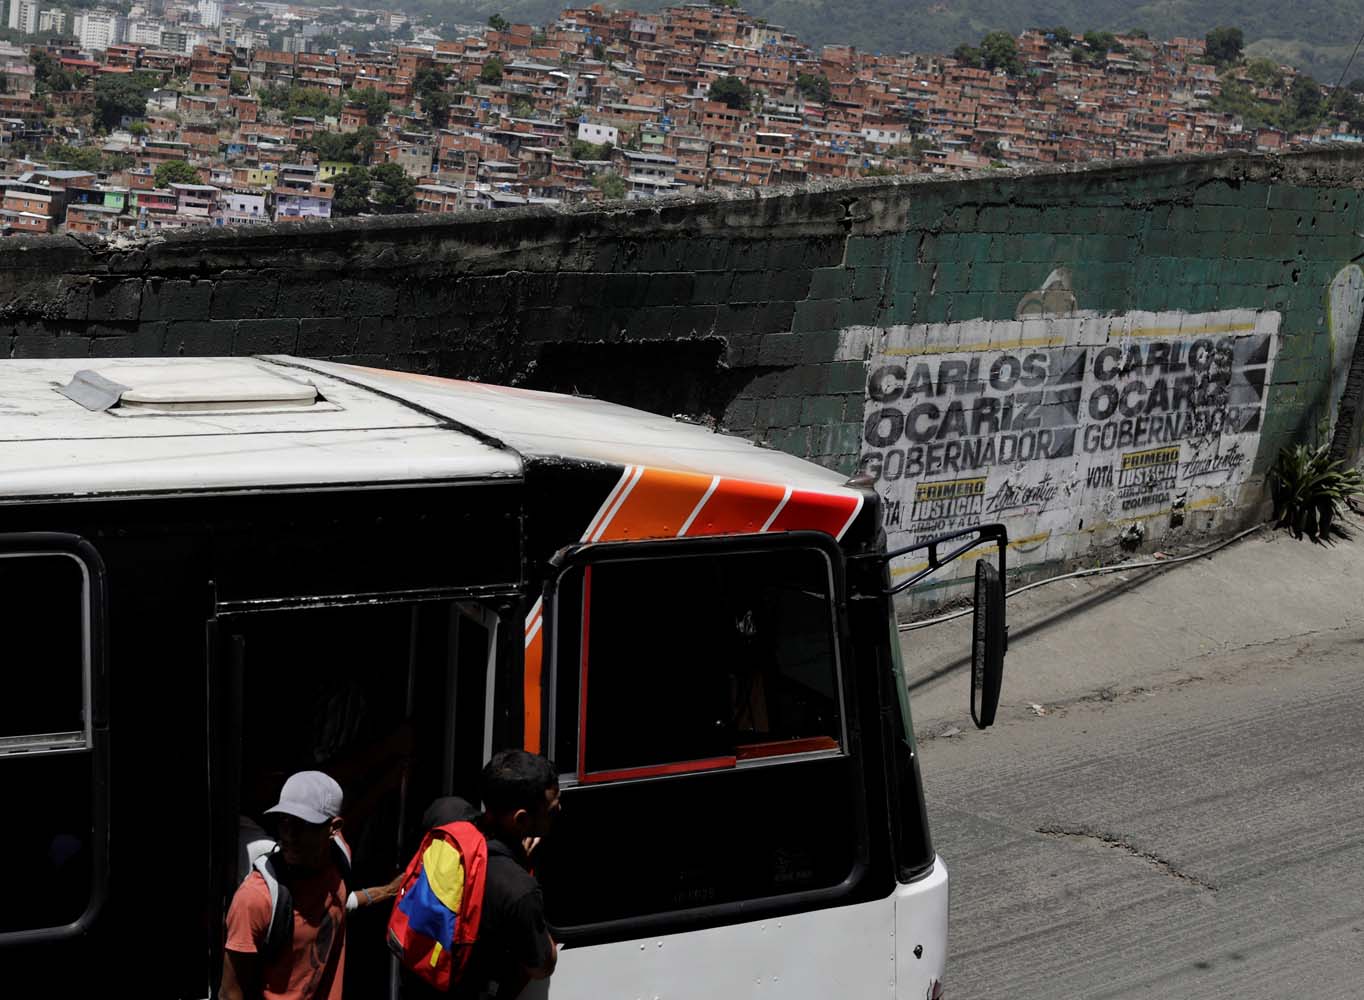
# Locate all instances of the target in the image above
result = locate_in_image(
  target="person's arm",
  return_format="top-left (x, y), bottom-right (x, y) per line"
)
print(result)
top-left (513, 887), bottom-right (558, 980)
top-left (222, 875), bottom-right (269, 1000)
top-left (219, 948), bottom-right (260, 1000)
top-left (524, 936), bottom-right (558, 981)
top-left (347, 871), bottom-right (406, 911)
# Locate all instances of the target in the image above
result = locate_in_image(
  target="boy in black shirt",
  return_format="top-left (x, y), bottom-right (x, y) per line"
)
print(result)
top-left (405, 751), bottom-right (561, 999)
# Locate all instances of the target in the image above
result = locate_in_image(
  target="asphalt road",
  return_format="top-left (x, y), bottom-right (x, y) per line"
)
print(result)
top-left (915, 588), bottom-right (1364, 998)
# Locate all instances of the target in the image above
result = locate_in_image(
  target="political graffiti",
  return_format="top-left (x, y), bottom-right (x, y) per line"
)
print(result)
top-left (845, 307), bottom-right (1281, 576)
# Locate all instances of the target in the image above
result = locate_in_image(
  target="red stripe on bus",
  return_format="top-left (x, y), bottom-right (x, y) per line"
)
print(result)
top-left (765, 489), bottom-right (863, 539)
top-left (682, 477), bottom-right (788, 537)
top-left (578, 756), bottom-right (738, 785)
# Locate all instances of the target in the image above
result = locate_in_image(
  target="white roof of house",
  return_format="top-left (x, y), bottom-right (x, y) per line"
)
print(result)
top-left (0, 357), bottom-right (851, 500)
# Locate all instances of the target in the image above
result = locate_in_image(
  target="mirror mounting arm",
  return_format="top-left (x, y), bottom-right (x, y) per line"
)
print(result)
top-left (877, 523), bottom-right (1008, 596)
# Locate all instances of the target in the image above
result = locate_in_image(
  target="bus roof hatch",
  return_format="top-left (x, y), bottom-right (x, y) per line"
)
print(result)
top-left (58, 360), bottom-right (319, 414)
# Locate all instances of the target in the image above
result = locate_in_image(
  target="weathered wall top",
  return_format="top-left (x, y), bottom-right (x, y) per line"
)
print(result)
top-left (4, 147), bottom-right (1364, 604)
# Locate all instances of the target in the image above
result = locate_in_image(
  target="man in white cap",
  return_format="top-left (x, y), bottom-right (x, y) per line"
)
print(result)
top-left (220, 771), bottom-right (352, 1000)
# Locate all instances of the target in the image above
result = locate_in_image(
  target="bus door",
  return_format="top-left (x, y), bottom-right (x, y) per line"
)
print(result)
top-left (205, 595), bottom-right (514, 999)
top-left (534, 532), bottom-right (884, 949)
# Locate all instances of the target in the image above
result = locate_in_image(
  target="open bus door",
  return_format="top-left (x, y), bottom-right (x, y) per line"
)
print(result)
top-left (203, 593), bottom-right (514, 999)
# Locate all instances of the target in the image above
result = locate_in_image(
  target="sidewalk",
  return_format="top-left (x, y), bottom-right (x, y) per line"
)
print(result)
top-left (900, 503), bottom-right (1364, 736)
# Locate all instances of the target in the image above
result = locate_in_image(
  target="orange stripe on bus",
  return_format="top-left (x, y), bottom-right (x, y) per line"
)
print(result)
top-left (523, 627), bottom-right (543, 754)
top-left (581, 465), bottom-right (635, 542)
top-left (766, 489), bottom-right (863, 538)
top-left (595, 467), bottom-right (715, 541)
top-left (682, 478), bottom-right (788, 537)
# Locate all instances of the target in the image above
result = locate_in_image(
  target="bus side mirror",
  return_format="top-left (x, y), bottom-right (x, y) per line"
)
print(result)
top-left (970, 559), bottom-right (1007, 729)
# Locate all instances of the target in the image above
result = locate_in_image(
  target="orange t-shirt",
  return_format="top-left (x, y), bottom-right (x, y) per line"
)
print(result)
top-left (225, 859), bottom-right (347, 1000)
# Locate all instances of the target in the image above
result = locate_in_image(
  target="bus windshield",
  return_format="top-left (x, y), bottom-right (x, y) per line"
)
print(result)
top-left (555, 544), bottom-right (846, 782)
top-left (541, 539), bottom-right (867, 933)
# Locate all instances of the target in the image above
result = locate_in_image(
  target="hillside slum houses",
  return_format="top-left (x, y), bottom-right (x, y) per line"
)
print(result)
top-left (0, 1), bottom-right (1355, 234)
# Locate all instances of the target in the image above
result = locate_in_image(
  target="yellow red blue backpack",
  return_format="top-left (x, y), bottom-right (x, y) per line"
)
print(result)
top-left (387, 820), bottom-right (489, 990)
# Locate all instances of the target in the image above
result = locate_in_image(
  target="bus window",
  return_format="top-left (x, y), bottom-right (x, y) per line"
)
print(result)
top-left (540, 540), bottom-right (867, 933)
top-left (563, 546), bottom-right (844, 782)
top-left (0, 552), bottom-right (97, 936)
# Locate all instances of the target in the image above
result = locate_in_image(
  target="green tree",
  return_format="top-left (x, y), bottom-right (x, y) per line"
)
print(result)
top-left (346, 87), bottom-right (390, 126)
top-left (423, 89), bottom-right (451, 129)
top-left (569, 138), bottom-right (612, 160)
top-left (1284, 74), bottom-right (1324, 130)
top-left (261, 84), bottom-right (343, 121)
top-left (51, 69), bottom-right (81, 93)
top-left (979, 31), bottom-right (1022, 75)
top-left (796, 72), bottom-right (831, 104)
top-left (510, 96), bottom-right (534, 118)
top-left (591, 171), bottom-right (626, 199)
top-left (32, 51), bottom-right (85, 95)
top-left (230, 73), bottom-right (248, 96)
top-left (310, 129), bottom-right (363, 162)
top-left (1349, 78), bottom-right (1364, 93)
top-left (1046, 26), bottom-right (1073, 47)
top-left (44, 143), bottom-right (103, 172)
top-left (1333, 89), bottom-right (1364, 130)
top-left (480, 57), bottom-right (504, 84)
top-left (127, 120), bottom-right (148, 136)
top-left (414, 66), bottom-right (446, 98)
top-left (370, 162), bottom-right (416, 213)
top-left (1082, 31), bottom-right (1120, 53)
top-left (332, 165), bottom-right (371, 215)
top-left (952, 43), bottom-right (982, 68)
top-left (31, 49), bottom-right (55, 87)
top-left (1245, 58), bottom-right (1284, 89)
top-left (353, 125), bottom-right (379, 163)
top-left (155, 160), bottom-right (200, 186)
top-left (95, 72), bottom-right (158, 128)
top-left (1205, 26), bottom-right (1244, 67)
top-left (257, 83), bottom-right (289, 109)
top-left (708, 74), bottom-right (751, 110)
top-left (487, 13), bottom-right (509, 33)
top-left (292, 88), bottom-right (342, 119)
top-left (1210, 78), bottom-right (1277, 128)
top-left (413, 66), bottom-right (452, 128)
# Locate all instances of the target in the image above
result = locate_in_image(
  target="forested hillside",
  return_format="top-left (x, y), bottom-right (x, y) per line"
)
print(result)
top-left (414, 0), bottom-right (1364, 82)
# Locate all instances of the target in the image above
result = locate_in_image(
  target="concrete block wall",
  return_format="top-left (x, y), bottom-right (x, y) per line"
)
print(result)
top-left (3, 148), bottom-right (1364, 603)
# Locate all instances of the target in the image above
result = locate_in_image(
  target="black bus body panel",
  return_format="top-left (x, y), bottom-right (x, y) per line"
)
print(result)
top-left (0, 473), bottom-right (936, 993)
top-left (0, 481), bottom-right (524, 994)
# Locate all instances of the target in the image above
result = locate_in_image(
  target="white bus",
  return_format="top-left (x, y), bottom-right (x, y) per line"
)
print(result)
top-left (0, 356), bottom-right (1006, 998)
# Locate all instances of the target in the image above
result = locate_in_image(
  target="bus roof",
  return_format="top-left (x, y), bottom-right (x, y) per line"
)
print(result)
top-left (0, 356), bottom-right (853, 500)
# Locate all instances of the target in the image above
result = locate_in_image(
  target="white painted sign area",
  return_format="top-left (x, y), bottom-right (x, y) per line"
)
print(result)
top-left (840, 307), bottom-right (1282, 587)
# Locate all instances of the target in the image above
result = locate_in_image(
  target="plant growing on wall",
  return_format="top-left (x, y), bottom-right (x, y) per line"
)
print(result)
top-left (1268, 440), bottom-right (1363, 540)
